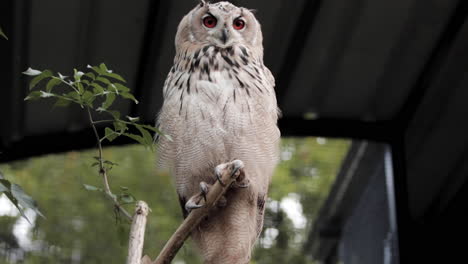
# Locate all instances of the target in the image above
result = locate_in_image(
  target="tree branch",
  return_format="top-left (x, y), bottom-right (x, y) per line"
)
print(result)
top-left (148, 160), bottom-right (245, 264)
top-left (127, 201), bottom-right (150, 264)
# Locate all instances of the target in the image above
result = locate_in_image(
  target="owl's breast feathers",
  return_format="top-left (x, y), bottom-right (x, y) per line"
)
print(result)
top-left (157, 44), bottom-right (280, 177)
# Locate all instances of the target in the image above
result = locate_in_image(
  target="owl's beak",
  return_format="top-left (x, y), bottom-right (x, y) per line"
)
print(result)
top-left (220, 28), bottom-right (229, 44)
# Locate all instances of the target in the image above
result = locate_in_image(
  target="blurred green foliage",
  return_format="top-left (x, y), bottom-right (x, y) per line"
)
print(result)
top-left (0, 137), bottom-right (349, 263)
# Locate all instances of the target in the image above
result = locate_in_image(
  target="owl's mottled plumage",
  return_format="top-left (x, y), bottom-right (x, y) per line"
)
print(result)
top-left (157, 1), bottom-right (280, 263)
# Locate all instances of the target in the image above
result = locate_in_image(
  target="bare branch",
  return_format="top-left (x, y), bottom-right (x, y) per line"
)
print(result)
top-left (127, 201), bottom-right (150, 264)
top-left (150, 160), bottom-right (245, 264)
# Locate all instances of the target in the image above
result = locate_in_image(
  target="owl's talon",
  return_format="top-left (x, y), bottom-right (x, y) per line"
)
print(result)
top-left (200, 181), bottom-right (209, 201)
top-left (185, 181), bottom-right (212, 213)
top-left (230, 160), bottom-right (244, 178)
top-left (215, 165), bottom-right (227, 187)
top-left (185, 199), bottom-right (203, 212)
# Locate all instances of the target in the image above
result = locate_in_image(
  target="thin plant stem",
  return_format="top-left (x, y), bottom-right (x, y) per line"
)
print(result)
top-left (86, 107), bottom-right (132, 221)
top-left (92, 120), bottom-right (114, 125)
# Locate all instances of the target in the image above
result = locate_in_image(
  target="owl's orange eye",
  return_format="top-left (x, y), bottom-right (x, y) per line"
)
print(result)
top-left (203, 15), bottom-right (217, 28)
top-left (233, 18), bottom-right (245, 30)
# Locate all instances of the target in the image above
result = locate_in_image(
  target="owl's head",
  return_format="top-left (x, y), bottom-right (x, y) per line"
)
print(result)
top-left (175, 1), bottom-right (263, 51)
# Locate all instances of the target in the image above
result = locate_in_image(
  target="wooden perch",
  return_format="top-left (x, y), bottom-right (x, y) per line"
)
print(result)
top-left (127, 201), bottom-right (149, 264)
top-left (146, 160), bottom-right (245, 264)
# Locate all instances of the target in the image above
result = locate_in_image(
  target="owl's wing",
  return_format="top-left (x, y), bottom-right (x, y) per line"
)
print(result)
top-left (264, 66), bottom-right (275, 89)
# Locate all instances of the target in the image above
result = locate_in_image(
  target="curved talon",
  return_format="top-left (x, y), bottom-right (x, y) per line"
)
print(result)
top-left (200, 181), bottom-right (209, 201)
top-left (185, 200), bottom-right (203, 212)
top-left (215, 167), bottom-right (227, 187)
top-left (230, 166), bottom-right (240, 178)
top-left (230, 160), bottom-right (244, 178)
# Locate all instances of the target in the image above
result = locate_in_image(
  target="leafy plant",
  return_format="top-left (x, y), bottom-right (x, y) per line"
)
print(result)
top-left (23, 63), bottom-right (168, 221)
top-left (23, 63), bottom-right (168, 149)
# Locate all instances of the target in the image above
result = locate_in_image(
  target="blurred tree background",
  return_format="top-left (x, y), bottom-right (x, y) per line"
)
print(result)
top-left (0, 137), bottom-right (349, 264)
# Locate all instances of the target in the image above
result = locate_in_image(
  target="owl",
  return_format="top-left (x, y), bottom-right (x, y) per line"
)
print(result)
top-left (156, 1), bottom-right (280, 263)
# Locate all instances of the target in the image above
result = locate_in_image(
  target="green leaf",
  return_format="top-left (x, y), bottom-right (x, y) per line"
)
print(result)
top-left (0, 179), bottom-right (45, 220)
top-left (139, 124), bottom-right (172, 141)
top-left (76, 82), bottom-right (84, 94)
top-left (88, 65), bottom-right (105, 75)
top-left (0, 179), bottom-right (11, 192)
top-left (103, 160), bottom-right (118, 166)
top-left (91, 83), bottom-right (105, 94)
top-left (4, 192), bottom-right (29, 221)
top-left (96, 76), bottom-right (112, 86)
top-left (121, 92), bottom-right (139, 104)
top-left (120, 186), bottom-right (129, 191)
top-left (46, 78), bottom-right (61, 92)
top-left (138, 124), bottom-right (159, 133)
top-left (65, 91), bottom-right (80, 101)
top-left (108, 84), bottom-right (119, 94)
top-left (113, 121), bottom-right (128, 133)
top-left (0, 26), bottom-right (8, 40)
top-left (114, 83), bottom-right (130, 93)
top-left (82, 90), bottom-right (95, 106)
top-left (123, 133), bottom-right (146, 145)
top-left (135, 124), bottom-right (153, 147)
top-left (104, 127), bottom-right (118, 142)
top-left (107, 110), bottom-right (120, 119)
top-left (118, 194), bottom-right (134, 204)
top-left (10, 183), bottom-right (45, 218)
top-left (84, 72), bottom-right (96, 80)
top-left (29, 70), bottom-right (53, 90)
top-left (83, 184), bottom-right (102, 192)
top-left (101, 93), bottom-right (116, 109)
top-left (99, 63), bottom-right (109, 72)
top-left (53, 97), bottom-right (72, 107)
top-left (103, 72), bottom-right (126, 82)
top-left (24, 91), bottom-right (42, 101)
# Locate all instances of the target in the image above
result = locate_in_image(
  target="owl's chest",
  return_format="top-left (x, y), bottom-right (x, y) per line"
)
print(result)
top-left (181, 73), bottom-right (259, 134)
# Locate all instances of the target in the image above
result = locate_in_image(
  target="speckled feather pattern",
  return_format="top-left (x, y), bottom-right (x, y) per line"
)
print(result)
top-left (156, 2), bottom-right (280, 263)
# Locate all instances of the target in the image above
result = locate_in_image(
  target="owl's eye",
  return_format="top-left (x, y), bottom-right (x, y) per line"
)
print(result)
top-left (233, 18), bottom-right (245, 30)
top-left (203, 15), bottom-right (217, 28)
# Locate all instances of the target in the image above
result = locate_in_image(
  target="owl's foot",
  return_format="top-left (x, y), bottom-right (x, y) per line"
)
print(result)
top-left (185, 160), bottom-right (248, 212)
top-left (215, 160), bottom-right (247, 188)
top-left (185, 181), bottom-right (210, 212)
